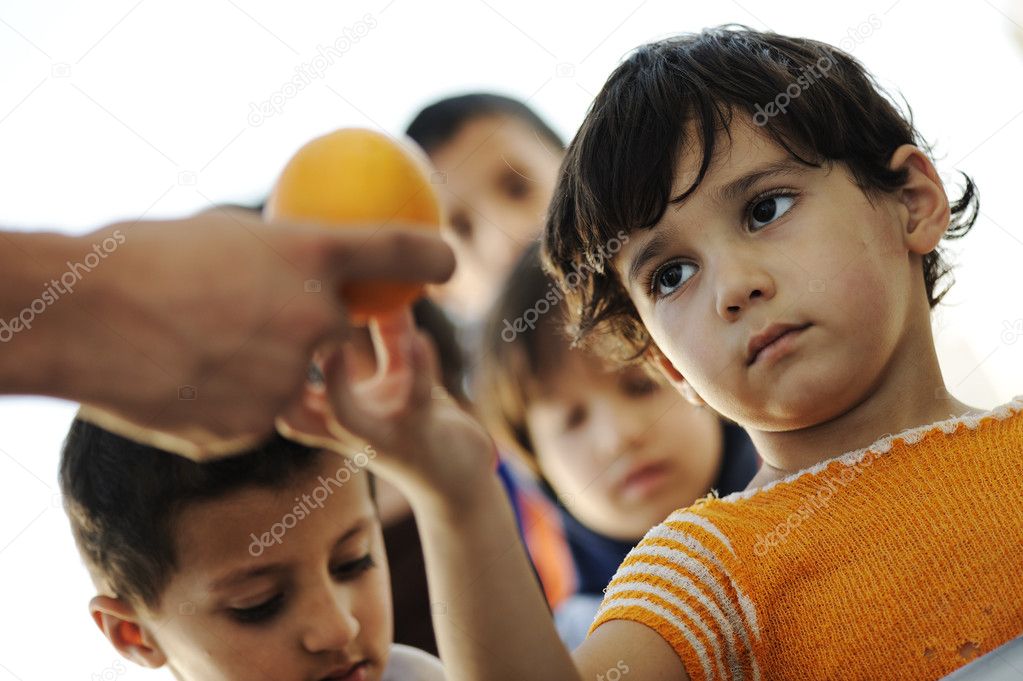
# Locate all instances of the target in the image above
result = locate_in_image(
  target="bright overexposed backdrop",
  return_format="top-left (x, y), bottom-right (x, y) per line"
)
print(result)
top-left (1, 1), bottom-right (1022, 678)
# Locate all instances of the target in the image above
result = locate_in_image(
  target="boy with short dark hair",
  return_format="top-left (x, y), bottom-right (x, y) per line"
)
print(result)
top-left (308, 26), bottom-right (1022, 681)
top-left (60, 419), bottom-right (445, 681)
top-left (405, 92), bottom-right (564, 324)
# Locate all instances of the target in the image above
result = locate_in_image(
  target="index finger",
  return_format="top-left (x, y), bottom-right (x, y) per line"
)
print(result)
top-left (322, 227), bottom-right (455, 287)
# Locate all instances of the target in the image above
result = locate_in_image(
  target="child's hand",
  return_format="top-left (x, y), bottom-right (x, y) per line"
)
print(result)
top-left (278, 308), bottom-right (496, 503)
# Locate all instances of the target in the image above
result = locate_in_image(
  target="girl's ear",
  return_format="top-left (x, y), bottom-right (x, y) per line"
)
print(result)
top-left (887, 144), bottom-right (950, 255)
top-left (646, 345), bottom-right (707, 408)
top-left (89, 595), bottom-right (167, 669)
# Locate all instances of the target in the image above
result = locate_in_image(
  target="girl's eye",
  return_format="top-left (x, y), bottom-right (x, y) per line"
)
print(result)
top-left (331, 554), bottom-right (375, 580)
top-left (748, 193), bottom-right (796, 230)
top-left (230, 593), bottom-right (284, 624)
top-left (563, 404), bottom-right (588, 431)
top-left (648, 261), bottom-right (698, 298)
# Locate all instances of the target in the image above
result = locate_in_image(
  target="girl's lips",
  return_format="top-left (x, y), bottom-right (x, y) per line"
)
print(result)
top-left (748, 323), bottom-right (811, 367)
top-left (619, 461), bottom-right (672, 500)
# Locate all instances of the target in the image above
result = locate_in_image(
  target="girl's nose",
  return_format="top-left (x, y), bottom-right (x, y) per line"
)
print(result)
top-left (714, 256), bottom-right (775, 320)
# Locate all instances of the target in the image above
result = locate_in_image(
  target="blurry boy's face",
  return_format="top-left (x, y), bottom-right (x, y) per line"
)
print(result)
top-left (617, 118), bottom-right (922, 431)
top-left (525, 351), bottom-right (722, 540)
top-left (428, 114), bottom-right (563, 321)
top-left (142, 455), bottom-right (391, 681)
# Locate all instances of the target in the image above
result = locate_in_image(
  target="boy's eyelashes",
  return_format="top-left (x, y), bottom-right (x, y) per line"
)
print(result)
top-left (331, 553), bottom-right (376, 580)
top-left (226, 554), bottom-right (377, 625)
top-left (230, 592), bottom-right (284, 624)
top-left (642, 188), bottom-right (800, 300)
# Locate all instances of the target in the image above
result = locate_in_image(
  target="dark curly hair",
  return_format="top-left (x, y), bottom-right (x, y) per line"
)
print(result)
top-left (542, 26), bottom-right (978, 364)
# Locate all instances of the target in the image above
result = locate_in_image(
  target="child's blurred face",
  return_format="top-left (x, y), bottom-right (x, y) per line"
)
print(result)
top-left (428, 114), bottom-right (563, 321)
top-left (524, 350), bottom-right (722, 540)
top-left (616, 117), bottom-right (920, 431)
top-left (143, 455), bottom-right (391, 681)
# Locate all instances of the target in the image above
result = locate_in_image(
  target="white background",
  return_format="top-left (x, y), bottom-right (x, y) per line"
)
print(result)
top-left (1, 0), bottom-right (1022, 678)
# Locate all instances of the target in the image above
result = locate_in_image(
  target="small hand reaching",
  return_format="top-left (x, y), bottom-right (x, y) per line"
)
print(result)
top-left (278, 308), bottom-right (496, 503)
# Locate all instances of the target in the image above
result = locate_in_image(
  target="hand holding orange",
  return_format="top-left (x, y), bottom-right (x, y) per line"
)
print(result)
top-left (265, 127), bottom-right (444, 321)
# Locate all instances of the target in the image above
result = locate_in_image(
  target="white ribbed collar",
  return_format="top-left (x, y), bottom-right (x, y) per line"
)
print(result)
top-left (716, 394), bottom-right (1023, 504)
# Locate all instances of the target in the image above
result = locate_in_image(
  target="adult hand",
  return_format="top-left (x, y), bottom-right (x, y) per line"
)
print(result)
top-left (0, 207), bottom-right (454, 459)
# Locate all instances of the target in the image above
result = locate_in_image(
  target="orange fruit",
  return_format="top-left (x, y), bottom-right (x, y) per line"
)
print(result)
top-left (265, 127), bottom-right (443, 321)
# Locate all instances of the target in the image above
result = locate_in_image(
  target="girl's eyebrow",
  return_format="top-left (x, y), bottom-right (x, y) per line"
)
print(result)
top-left (669, 157), bottom-right (809, 207)
top-left (626, 230), bottom-right (676, 287)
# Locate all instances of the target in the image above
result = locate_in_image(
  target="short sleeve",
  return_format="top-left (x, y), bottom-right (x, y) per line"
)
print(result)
top-left (589, 511), bottom-right (761, 681)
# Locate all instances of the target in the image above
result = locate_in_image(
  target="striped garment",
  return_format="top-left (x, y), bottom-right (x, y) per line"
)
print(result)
top-left (590, 396), bottom-right (1023, 681)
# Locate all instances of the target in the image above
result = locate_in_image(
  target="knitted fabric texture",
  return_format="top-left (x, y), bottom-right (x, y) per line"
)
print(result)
top-left (590, 397), bottom-right (1023, 681)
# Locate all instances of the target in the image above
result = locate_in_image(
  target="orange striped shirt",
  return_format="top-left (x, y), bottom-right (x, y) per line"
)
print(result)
top-left (591, 396), bottom-right (1023, 680)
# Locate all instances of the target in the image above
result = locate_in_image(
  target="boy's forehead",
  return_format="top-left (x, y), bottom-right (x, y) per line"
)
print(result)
top-left (170, 460), bottom-right (374, 572)
top-left (428, 114), bottom-right (556, 176)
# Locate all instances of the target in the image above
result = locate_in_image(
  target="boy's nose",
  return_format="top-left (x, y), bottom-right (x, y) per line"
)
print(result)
top-left (592, 399), bottom-right (647, 462)
top-left (714, 257), bottom-right (775, 320)
top-left (301, 590), bottom-right (361, 654)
